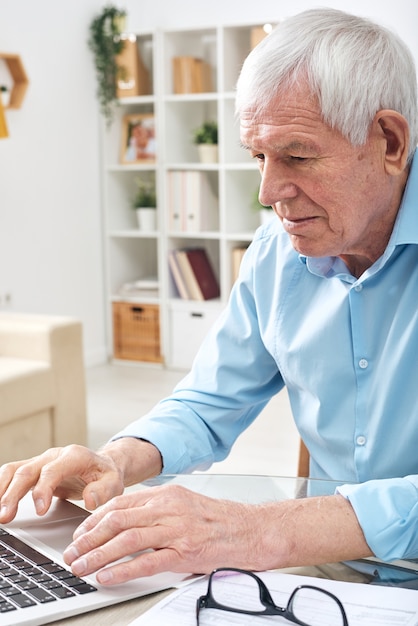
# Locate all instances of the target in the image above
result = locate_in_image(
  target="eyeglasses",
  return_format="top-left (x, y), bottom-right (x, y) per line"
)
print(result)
top-left (196, 568), bottom-right (349, 625)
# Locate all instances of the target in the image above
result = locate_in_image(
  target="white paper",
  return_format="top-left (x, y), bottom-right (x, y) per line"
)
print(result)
top-left (129, 570), bottom-right (418, 626)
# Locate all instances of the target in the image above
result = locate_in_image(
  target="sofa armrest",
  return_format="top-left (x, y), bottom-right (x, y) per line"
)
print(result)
top-left (0, 313), bottom-right (87, 447)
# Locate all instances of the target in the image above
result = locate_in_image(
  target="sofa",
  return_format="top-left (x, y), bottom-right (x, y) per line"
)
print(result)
top-left (0, 313), bottom-right (87, 464)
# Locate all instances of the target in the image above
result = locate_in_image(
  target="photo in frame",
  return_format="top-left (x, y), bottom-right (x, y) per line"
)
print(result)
top-left (120, 113), bottom-right (156, 164)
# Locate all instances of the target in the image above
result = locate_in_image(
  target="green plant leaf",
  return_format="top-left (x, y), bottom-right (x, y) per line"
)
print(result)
top-left (88, 4), bottom-right (127, 126)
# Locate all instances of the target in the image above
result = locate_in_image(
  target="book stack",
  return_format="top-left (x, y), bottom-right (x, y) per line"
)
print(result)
top-left (168, 248), bottom-right (220, 301)
top-left (167, 171), bottom-right (218, 232)
top-left (118, 278), bottom-right (159, 300)
top-left (172, 56), bottom-right (213, 94)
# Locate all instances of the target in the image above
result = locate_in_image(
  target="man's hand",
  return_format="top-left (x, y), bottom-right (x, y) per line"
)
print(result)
top-left (0, 438), bottom-right (163, 523)
top-left (63, 484), bottom-right (372, 586)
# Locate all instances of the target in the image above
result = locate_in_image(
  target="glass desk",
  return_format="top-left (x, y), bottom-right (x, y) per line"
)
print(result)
top-left (47, 474), bottom-right (418, 624)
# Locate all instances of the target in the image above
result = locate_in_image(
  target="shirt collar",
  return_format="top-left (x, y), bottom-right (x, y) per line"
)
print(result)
top-left (388, 148), bottom-right (418, 246)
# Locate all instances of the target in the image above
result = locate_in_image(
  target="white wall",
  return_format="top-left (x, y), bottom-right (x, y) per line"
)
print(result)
top-left (0, 0), bottom-right (416, 365)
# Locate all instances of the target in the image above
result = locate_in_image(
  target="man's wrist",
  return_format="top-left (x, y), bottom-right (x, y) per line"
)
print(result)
top-left (99, 437), bottom-right (163, 487)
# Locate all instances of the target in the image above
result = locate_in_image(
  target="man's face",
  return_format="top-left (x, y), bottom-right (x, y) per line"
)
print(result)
top-left (240, 83), bottom-right (399, 271)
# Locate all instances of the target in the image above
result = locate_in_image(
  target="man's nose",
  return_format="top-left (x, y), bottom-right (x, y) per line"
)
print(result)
top-left (259, 162), bottom-right (298, 206)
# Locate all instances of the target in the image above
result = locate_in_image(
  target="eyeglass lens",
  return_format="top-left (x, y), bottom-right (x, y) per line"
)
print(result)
top-left (291, 587), bottom-right (346, 626)
top-left (210, 570), bottom-right (266, 611)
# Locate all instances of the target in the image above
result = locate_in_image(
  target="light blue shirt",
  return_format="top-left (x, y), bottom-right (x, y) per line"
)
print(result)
top-left (115, 151), bottom-right (418, 562)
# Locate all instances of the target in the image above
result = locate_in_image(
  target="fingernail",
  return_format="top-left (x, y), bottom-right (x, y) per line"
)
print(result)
top-left (72, 557), bottom-right (88, 576)
top-left (34, 498), bottom-right (45, 514)
top-left (63, 545), bottom-right (79, 564)
top-left (97, 569), bottom-right (113, 585)
top-left (0, 505), bottom-right (8, 519)
top-left (90, 491), bottom-right (99, 509)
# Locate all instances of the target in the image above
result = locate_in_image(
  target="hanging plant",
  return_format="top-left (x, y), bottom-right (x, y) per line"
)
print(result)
top-left (88, 4), bottom-right (127, 126)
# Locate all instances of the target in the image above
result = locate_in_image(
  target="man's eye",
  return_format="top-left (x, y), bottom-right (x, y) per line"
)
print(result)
top-left (289, 156), bottom-right (309, 162)
top-left (253, 153), bottom-right (265, 161)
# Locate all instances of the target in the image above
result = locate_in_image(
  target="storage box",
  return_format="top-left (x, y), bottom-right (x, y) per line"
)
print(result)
top-left (172, 56), bottom-right (212, 94)
top-left (250, 26), bottom-right (269, 49)
top-left (115, 39), bottom-right (150, 98)
top-left (113, 302), bottom-right (162, 363)
top-left (169, 301), bottom-right (223, 369)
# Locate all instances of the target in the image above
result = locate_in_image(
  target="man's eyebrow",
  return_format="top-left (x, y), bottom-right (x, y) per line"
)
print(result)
top-left (239, 140), bottom-right (319, 153)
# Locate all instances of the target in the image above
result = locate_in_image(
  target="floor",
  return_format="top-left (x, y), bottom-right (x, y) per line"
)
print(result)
top-left (86, 363), bottom-right (301, 477)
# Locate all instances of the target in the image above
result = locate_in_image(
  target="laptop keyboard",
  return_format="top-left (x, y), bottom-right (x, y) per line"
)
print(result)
top-left (0, 527), bottom-right (97, 614)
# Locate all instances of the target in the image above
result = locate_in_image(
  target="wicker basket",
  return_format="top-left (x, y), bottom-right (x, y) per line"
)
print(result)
top-left (112, 302), bottom-right (162, 363)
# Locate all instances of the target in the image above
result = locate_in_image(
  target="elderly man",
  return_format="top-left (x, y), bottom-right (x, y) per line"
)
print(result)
top-left (0, 8), bottom-right (417, 586)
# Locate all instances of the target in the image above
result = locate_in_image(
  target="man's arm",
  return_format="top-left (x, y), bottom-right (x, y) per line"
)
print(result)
top-left (62, 484), bottom-right (372, 585)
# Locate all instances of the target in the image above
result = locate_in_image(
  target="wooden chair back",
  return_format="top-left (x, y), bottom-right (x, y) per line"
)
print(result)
top-left (297, 439), bottom-right (310, 477)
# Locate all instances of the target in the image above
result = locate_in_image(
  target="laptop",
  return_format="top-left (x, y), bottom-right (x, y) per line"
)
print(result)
top-left (0, 492), bottom-right (190, 625)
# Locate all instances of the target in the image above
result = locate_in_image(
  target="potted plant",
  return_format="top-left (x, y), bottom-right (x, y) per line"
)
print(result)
top-left (88, 5), bottom-right (127, 126)
top-left (133, 178), bottom-right (157, 231)
top-left (192, 120), bottom-right (218, 163)
top-left (251, 185), bottom-right (274, 225)
top-left (0, 85), bottom-right (10, 108)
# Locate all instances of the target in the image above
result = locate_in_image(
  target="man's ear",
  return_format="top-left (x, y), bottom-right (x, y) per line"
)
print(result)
top-left (374, 110), bottom-right (410, 175)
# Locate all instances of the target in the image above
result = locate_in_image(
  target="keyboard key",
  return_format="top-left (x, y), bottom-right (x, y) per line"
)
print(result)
top-left (52, 568), bottom-right (77, 581)
top-left (27, 587), bottom-right (57, 604)
top-left (15, 578), bottom-right (37, 591)
top-left (24, 566), bottom-right (43, 577)
top-left (0, 579), bottom-right (13, 590)
top-left (1, 567), bottom-right (18, 577)
top-left (33, 573), bottom-right (54, 584)
top-left (0, 534), bottom-right (52, 566)
top-left (9, 573), bottom-right (27, 584)
top-left (63, 576), bottom-right (88, 587)
top-left (72, 582), bottom-right (97, 595)
top-left (9, 593), bottom-right (36, 608)
top-left (2, 585), bottom-right (21, 597)
top-left (50, 586), bottom-right (75, 599)
top-left (0, 600), bottom-right (16, 613)
top-left (41, 579), bottom-right (62, 590)
top-left (41, 563), bottom-right (65, 574)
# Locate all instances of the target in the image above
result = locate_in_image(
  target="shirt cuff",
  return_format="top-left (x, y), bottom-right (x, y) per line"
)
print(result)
top-left (336, 475), bottom-right (418, 561)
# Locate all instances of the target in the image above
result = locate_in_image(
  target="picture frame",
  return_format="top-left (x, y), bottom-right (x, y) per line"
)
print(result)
top-left (120, 113), bottom-right (156, 164)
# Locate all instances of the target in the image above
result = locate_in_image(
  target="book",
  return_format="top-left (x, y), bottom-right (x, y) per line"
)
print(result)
top-left (231, 246), bottom-right (248, 283)
top-left (174, 250), bottom-right (204, 300)
top-left (179, 248), bottom-right (220, 300)
top-left (168, 250), bottom-right (191, 299)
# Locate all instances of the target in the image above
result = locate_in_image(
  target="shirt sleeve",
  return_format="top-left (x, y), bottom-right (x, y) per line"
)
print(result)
top-left (112, 240), bottom-right (284, 474)
top-left (337, 475), bottom-right (418, 560)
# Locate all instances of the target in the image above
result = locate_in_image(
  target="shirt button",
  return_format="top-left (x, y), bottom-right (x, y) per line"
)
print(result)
top-left (354, 284), bottom-right (363, 292)
top-left (356, 436), bottom-right (367, 446)
top-left (359, 358), bottom-right (368, 369)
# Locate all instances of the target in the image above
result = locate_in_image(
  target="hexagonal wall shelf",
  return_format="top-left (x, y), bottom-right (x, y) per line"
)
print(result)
top-left (0, 53), bottom-right (29, 109)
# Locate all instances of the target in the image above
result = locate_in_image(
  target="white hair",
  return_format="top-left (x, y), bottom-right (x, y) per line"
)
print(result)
top-left (236, 8), bottom-right (418, 162)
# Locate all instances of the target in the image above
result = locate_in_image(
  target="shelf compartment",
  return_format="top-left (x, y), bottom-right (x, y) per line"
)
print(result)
top-left (108, 237), bottom-right (159, 298)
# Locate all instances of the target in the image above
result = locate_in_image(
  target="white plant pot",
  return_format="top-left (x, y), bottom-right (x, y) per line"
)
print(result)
top-left (136, 208), bottom-right (157, 231)
top-left (197, 144), bottom-right (218, 163)
top-left (0, 90), bottom-right (10, 108)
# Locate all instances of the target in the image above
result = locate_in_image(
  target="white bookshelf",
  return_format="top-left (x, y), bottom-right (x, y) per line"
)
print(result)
top-left (101, 23), bottom-right (266, 369)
